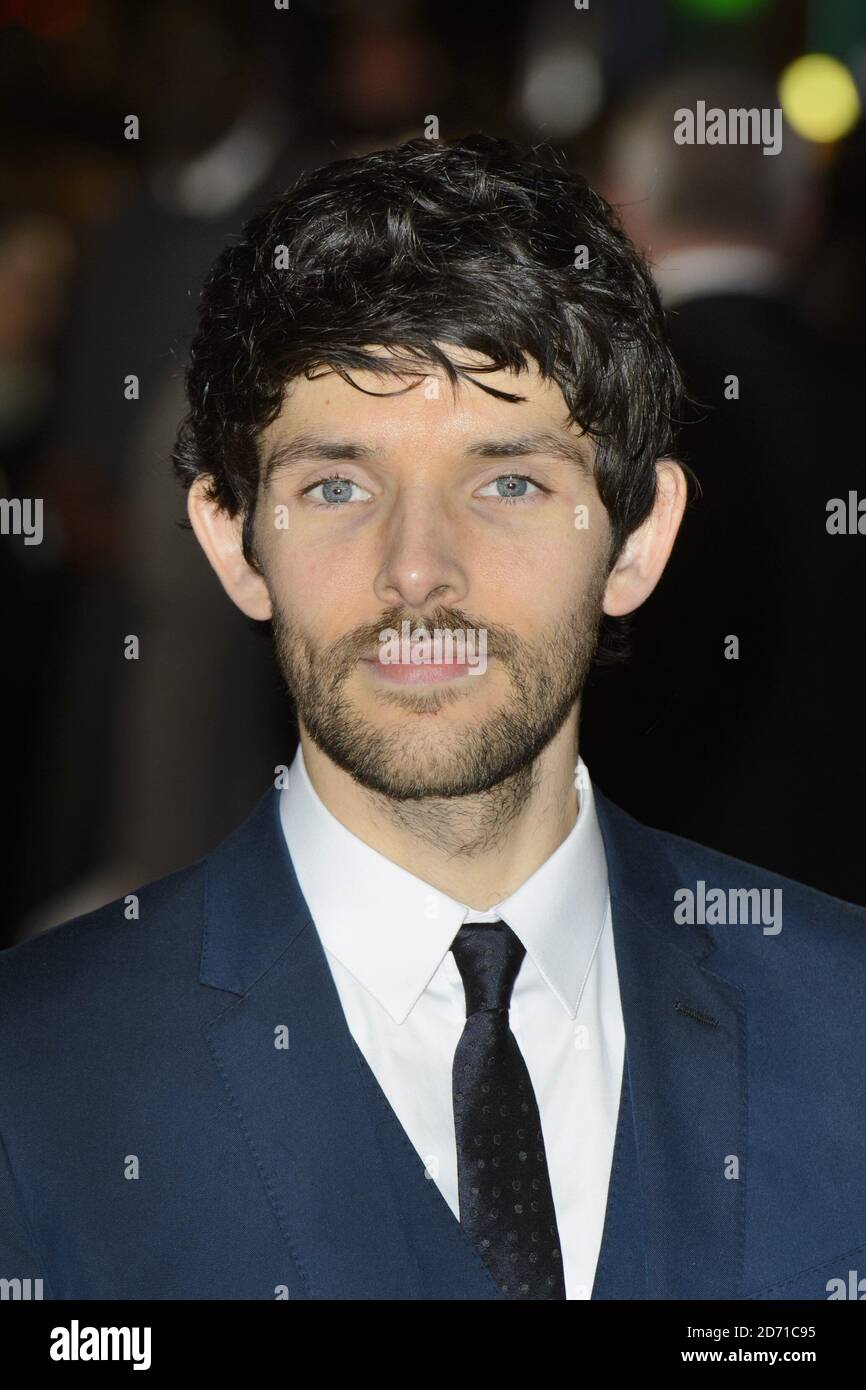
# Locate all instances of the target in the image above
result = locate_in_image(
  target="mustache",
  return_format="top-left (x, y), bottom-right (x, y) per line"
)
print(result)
top-left (325, 605), bottom-right (521, 673)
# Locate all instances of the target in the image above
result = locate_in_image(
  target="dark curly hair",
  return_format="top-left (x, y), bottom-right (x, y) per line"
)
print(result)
top-left (172, 132), bottom-right (686, 660)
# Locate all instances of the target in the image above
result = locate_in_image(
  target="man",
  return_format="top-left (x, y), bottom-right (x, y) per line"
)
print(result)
top-left (2, 135), bottom-right (865, 1301)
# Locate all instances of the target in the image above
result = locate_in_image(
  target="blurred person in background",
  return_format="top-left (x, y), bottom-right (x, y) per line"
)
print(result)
top-left (0, 209), bottom-right (76, 936)
top-left (798, 122), bottom-right (866, 352)
top-left (582, 67), bottom-right (866, 905)
top-left (14, 0), bottom-right (334, 939)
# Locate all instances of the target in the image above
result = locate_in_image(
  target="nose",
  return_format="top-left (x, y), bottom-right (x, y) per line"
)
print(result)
top-left (372, 488), bottom-right (470, 612)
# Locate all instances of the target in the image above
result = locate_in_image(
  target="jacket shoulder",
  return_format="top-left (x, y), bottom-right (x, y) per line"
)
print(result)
top-left (0, 858), bottom-right (207, 1009)
top-left (595, 789), bottom-right (866, 954)
top-left (656, 821), bottom-right (865, 929)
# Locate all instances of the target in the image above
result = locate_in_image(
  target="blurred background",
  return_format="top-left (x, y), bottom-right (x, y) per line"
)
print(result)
top-left (2, 0), bottom-right (865, 947)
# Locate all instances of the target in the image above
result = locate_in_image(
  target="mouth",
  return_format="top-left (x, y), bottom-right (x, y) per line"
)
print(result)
top-left (358, 655), bottom-right (481, 686)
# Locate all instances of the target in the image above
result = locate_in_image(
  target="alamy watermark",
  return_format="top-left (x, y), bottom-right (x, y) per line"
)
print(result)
top-left (1, 1276), bottom-right (43, 1299)
top-left (50, 1321), bottom-right (151, 1370)
top-left (0, 497), bottom-right (43, 545)
top-left (674, 101), bottom-right (783, 157)
top-left (378, 621), bottom-right (488, 675)
top-left (674, 880), bottom-right (782, 935)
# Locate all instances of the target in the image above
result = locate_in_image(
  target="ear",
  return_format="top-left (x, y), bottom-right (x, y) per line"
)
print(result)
top-left (186, 476), bottom-right (272, 621)
top-left (603, 459), bottom-right (687, 618)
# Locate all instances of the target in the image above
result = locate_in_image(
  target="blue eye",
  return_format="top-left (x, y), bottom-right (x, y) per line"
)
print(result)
top-left (302, 471), bottom-right (544, 507)
top-left (477, 474), bottom-right (543, 503)
top-left (304, 476), bottom-right (373, 505)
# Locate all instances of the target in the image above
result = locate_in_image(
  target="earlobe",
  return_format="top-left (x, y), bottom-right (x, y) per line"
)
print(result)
top-left (602, 459), bottom-right (688, 618)
top-left (186, 477), bottom-right (273, 621)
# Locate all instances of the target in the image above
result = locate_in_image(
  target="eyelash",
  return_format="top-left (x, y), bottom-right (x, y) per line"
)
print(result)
top-left (487, 474), bottom-right (547, 506)
top-left (299, 472), bottom-right (549, 507)
top-left (300, 473), bottom-right (367, 508)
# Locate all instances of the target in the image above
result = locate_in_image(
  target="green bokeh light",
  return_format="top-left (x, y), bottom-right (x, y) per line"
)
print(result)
top-left (674, 0), bottom-right (774, 21)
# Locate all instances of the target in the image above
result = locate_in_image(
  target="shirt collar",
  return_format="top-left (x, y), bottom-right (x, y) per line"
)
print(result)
top-left (279, 745), bottom-right (609, 1024)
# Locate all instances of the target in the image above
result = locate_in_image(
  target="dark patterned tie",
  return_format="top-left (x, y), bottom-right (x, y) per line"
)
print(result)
top-left (450, 921), bottom-right (566, 1299)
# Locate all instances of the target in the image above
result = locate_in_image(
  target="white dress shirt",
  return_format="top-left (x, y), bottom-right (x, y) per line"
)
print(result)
top-left (279, 745), bottom-right (625, 1299)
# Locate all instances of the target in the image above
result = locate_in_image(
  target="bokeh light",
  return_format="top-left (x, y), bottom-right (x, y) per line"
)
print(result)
top-left (518, 42), bottom-right (604, 138)
top-left (779, 53), bottom-right (861, 143)
top-left (674, 0), bottom-right (773, 21)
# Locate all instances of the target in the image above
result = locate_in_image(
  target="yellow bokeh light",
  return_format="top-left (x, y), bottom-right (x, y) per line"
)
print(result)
top-left (779, 54), bottom-right (861, 143)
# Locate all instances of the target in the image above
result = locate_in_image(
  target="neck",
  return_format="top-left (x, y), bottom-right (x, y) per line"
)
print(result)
top-left (298, 715), bottom-right (581, 910)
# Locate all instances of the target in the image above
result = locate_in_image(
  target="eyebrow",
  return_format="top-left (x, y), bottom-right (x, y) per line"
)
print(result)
top-left (261, 426), bottom-right (594, 488)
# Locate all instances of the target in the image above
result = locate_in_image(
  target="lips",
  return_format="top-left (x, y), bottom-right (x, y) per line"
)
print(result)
top-left (359, 655), bottom-right (475, 685)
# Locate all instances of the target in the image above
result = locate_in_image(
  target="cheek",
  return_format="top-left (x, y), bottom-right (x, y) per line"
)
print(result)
top-left (266, 534), bottom-right (372, 640)
top-left (479, 522), bottom-right (607, 626)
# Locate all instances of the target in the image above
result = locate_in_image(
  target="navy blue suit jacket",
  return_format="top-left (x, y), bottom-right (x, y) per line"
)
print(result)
top-left (2, 785), bottom-right (866, 1300)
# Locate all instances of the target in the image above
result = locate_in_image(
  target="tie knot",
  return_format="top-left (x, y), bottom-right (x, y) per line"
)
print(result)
top-left (450, 921), bottom-right (526, 1017)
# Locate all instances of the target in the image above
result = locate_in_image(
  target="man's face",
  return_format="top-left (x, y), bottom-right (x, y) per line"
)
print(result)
top-left (253, 347), bottom-right (613, 800)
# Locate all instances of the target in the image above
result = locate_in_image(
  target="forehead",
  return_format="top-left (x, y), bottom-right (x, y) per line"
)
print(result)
top-left (262, 345), bottom-right (580, 449)
top-left (258, 352), bottom-right (600, 494)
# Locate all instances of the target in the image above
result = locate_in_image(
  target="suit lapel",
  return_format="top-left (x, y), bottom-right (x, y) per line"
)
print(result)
top-left (200, 787), bottom-right (501, 1299)
top-left (594, 790), bottom-right (748, 1299)
top-left (591, 1051), bottom-right (649, 1298)
top-left (350, 1039), bottom-right (506, 1298)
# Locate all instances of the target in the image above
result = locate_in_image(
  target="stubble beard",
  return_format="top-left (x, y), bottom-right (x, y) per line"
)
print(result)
top-left (268, 573), bottom-right (607, 857)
